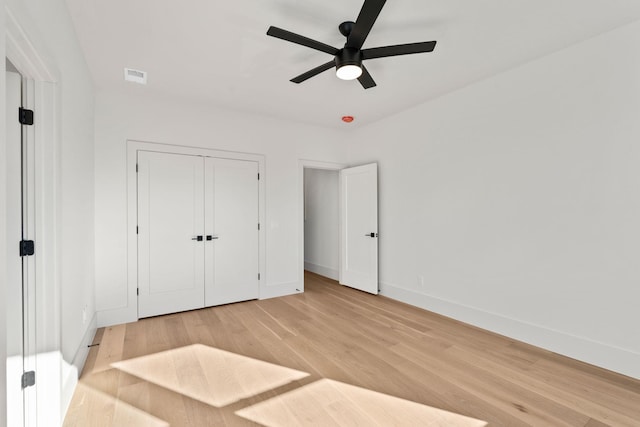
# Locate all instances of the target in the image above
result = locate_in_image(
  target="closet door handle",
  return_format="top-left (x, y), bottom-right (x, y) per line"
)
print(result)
top-left (192, 235), bottom-right (204, 241)
top-left (206, 235), bottom-right (219, 241)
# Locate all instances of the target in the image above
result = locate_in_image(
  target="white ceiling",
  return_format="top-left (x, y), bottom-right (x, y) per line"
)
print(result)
top-left (64, 0), bottom-right (640, 129)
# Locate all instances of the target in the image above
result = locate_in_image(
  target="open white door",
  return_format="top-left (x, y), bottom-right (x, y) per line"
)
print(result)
top-left (340, 163), bottom-right (378, 294)
top-left (21, 74), bottom-right (37, 427)
top-left (137, 151), bottom-right (205, 318)
top-left (6, 68), bottom-right (25, 427)
top-left (6, 68), bottom-right (39, 427)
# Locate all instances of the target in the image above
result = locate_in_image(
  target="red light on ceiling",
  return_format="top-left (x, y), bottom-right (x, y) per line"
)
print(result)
top-left (342, 116), bottom-right (354, 123)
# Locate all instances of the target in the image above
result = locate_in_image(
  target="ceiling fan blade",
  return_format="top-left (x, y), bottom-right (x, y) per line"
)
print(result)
top-left (357, 65), bottom-right (376, 89)
top-left (346, 0), bottom-right (387, 50)
top-left (267, 26), bottom-right (339, 56)
top-left (362, 41), bottom-right (437, 60)
top-left (290, 60), bottom-right (336, 84)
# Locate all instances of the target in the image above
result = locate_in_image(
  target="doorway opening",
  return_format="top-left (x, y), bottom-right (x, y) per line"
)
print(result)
top-left (298, 160), bottom-right (379, 295)
top-left (303, 168), bottom-right (340, 282)
top-left (298, 160), bottom-right (345, 292)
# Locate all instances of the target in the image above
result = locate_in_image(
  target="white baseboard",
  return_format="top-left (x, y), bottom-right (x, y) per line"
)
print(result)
top-left (304, 262), bottom-right (339, 280)
top-left (380, 282), bottom-right (640, 380)
top-left (61, 312), bottom-right (98, 419)
top-left (97, 281), bottom-right (304, 327)
top-left (60, 361), bottom-right (78, 425)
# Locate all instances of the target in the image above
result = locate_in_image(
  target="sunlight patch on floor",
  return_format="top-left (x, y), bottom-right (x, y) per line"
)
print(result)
top-left (111, 343), bottom-right (309, 407)
top-left (63, 383), bottom-right (169, 427)
top-left (236, 379), bottom-right (488, 427)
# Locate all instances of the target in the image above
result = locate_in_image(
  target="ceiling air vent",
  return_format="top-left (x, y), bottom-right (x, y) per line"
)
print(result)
top-left (124, 68), bottom-right (147, 84)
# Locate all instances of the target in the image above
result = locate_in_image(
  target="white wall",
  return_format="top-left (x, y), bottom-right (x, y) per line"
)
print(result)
top-left (25, 0), bottom-right (96, 376)
top-left (94, 90), bottom-right (346, 326)
top-left (347, 20), bottom-right (640, 379)
top-left (2, 0), bottom-right (96, 423)
top-left (304, 168), bottom-right (339, 280)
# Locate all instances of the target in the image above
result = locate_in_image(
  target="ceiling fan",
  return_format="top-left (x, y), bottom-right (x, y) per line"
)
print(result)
top-left (266, 0), bottom-right (437, 89)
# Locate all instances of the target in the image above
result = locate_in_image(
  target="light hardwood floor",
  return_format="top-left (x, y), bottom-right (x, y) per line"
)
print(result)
top-left (64, 272), bottom-right (640, 426)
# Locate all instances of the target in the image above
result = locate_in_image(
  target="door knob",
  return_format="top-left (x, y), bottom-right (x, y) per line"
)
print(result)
top-left (191, 235), bottom-right (204, 241)
top-left (365, 233), bottom-right (378, 238)
top-left (206, 235), bottom-right (219, 241)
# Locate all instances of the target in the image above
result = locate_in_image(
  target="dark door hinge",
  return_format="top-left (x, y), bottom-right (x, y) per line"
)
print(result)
top-left (136, 226), bottom-right (139, 234)
top-left (257, 173), bottom-right (260, 180)
top-left (19, 108), bottom-right (34, 125)
top-left (136, 163), bottom-right (139, 173)
top-left (137, 288), bottom-right (139, 296)
top-left (258, 273), bottom-right (261, 280)
top-left (19, 240), bottom-right (35, 257)
top-left (258, 223), bottom-right (260, 230)
top-left (21, 371), bottom-right (35, 389)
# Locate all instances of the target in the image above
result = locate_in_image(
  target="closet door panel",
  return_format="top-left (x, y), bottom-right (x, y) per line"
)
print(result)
top-left (138, 151), bottom-right (205, 317)
top-left (205, 158), bottom-right (259, 306)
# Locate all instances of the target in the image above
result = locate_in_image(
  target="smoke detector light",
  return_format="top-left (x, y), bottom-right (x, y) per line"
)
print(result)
top-left (124, 68), bottom-right (147, 84)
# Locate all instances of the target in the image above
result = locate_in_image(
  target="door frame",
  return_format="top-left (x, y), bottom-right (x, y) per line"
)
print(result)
top-left (5, 4), bottom-right (62, 426)
top-left (126, 140), bottom-right (266, 320)
top-left (297, 159), bottom-right (346, 291)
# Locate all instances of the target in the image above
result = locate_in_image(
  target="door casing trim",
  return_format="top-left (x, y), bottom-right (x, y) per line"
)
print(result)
top-left (109, 140), bottom-right (266, 325)
top-left (5, 4), bottom-right (63, 425)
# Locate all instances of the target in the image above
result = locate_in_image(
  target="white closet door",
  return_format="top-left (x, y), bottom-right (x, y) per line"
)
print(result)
top-left (137, 151), bottom-right (205, 318)
top-left (205, 158), bottom-right (259, 306)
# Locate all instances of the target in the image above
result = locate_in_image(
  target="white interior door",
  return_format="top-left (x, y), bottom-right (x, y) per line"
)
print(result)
top-left (6, 67), bottom-right (37, 427)
top-left (204, 158), bottom-right (259, 306)
top-left (21, 75), bottom-right (37, 427)
top-left (340, 163), bottom-right (378, 294)
top-left (137, 151), bottom-right (205, 318)
top-left (6, 68), bottom-right (25, 427)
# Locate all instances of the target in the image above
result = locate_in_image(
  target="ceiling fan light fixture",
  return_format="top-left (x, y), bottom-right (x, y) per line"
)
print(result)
top-left (266, 0), bottom-right (438, 89)
top-left (336, 64), bottom-right (362, 80)
top-left (335, 47), bottom-right (362, 81)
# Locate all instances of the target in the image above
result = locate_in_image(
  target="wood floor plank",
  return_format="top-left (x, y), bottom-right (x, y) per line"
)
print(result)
top-left (444, 344), bottom-right (639, 426)
top-left (65, 272), bottom-right (640, 426)
top-left (92, 324), bottom-right (126, 373)
top-left (122, 319), bottom-right (147, 360)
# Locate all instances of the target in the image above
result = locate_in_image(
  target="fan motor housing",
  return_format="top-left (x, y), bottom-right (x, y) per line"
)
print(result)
top-left (335, 47), bottom-right (363, 69)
